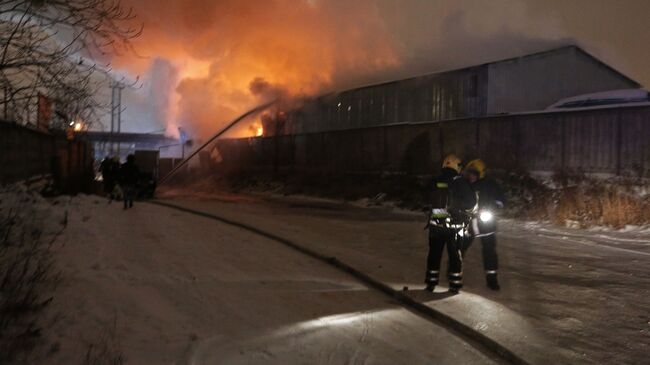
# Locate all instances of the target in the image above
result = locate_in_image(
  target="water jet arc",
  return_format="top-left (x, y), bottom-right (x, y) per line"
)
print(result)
top-left (158, 100), bottom-right (276, 186)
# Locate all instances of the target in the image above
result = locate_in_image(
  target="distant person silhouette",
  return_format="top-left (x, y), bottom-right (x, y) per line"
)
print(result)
top-left (119, 154), bottom-right (140, 210)
top-left (100, 156), bottom-right (120, 202)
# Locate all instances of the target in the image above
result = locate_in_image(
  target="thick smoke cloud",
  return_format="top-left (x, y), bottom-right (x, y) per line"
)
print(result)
top-left (109, 0), bottom-right (649, 139)
top-left (120, 59), bottom-right (179, 135)
top-left (113, 0), bottom-right (399, 138)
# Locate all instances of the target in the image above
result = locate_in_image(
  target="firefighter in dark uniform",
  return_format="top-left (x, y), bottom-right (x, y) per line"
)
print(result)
top-left (462, 159), bottom-right (506, 291)
top-left (100, 156), bottom-right (119, 202)
top-left (119, 154), bottom-right (140, 210)
top-left (425, 154), bottom-right (477, 293)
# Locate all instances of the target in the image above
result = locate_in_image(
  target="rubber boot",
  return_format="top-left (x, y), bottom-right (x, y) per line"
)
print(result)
top-left (486, 274), bottom-right (500, 291)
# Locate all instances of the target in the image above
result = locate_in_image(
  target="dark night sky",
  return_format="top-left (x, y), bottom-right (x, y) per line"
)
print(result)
top-left (377, 0), bottom-right (650, 87)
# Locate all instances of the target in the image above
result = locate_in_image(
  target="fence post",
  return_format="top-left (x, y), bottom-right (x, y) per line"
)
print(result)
top-left (560, 117), bottom-right (566, 171)
top-left (512, 116), bottom-right (521, 170)
top-left (438, 123), bottom-right (445, 161)
top-left (382, 126), bottom-right (388, 170)
top-left (615, 110), bottom-right (622, 176)
top-left (475, 118), bottom-right (480, 156)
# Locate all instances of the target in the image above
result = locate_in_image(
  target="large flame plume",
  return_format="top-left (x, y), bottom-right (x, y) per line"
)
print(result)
top-left (112, 0), bottom-right (399, 139)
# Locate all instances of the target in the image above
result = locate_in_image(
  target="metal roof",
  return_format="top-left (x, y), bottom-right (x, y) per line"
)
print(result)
top-left (323, 45), bottom-right (640, 96)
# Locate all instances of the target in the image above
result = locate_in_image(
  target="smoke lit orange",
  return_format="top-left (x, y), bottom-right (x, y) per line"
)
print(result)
top-left (112, 0), bottom-right (400, 139)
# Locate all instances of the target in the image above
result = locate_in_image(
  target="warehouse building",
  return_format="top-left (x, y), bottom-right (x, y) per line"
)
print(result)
top-left (281, 45), bottom-right (640, 135)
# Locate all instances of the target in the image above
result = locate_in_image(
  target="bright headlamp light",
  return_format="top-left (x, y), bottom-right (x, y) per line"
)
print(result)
top-left (479, 210), bottom-right (494, 222)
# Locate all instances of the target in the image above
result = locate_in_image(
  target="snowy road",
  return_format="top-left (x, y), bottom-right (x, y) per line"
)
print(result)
top-left (47, 195), bottom-right (499, 365)
top-left (148, 190), bottom-right (650, 365)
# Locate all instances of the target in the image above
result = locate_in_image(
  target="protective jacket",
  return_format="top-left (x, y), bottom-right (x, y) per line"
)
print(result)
top-left (464, 177), bottom-right (505, 290)
top-left (429, 167), bottom-right (477, 225)
top-left (472, 177), bottom-right (506, 233)
top-left (425, 167), bottom-right (475, 290)
top-left (473, 178), bottom-right (506, 210)
top-left (119, 161), bottom-right (140, 186)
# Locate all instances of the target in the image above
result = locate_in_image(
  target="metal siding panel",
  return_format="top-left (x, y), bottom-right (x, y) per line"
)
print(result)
top-left (439, 119), bottom-right (478, 160)
top-left (384, 125), bottom-right (410, 172)
top-left (400, 124), bottom-right (433, 174)
top-left (365, 88), bottom-right (373, 127)
top-left (432, 81), bottom-right (439, 121)
top-left (619, 108), bottom-right (650, 176)
top-left (563, 111), bottom-right (617, 173)
top-left (416, 78), bottom-right (431, 121)
top-left (477, 117), bottom-right (518, 170)
top-left (385, 85), bottom-right (395, 124)
top-left (360, 128), bottom-right (384, 171)
top-left (400, 80), bottom-right (415, 122)
top-left (487, 48), bottom-right (639, 115)
top-left (279, 100), bottom-right (650, 177)
top-left (518, 115), bottom-right (562, 171)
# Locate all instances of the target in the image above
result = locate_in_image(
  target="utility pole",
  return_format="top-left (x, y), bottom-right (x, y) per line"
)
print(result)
top-left (110, 82), bottom-right (125, 158)
top-left (110, 86), bottom-right (114, 155)
top-left (116, 85), bottom-right (123, 156)
top-left (179, 127), bottom-right (187, 159)
top-left (94, 67), bottom-right (140, 158)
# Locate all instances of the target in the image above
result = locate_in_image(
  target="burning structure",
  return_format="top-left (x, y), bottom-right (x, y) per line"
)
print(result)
top-left (279, 46), bottom-right (640, 135)
top-left (208, 45), bottom-right (650, 179)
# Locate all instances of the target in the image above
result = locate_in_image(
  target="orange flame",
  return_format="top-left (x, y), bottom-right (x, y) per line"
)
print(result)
top-left (248, 123), bottom-right (264, 137)
top-left (112, 0), bottom-right (400, 139)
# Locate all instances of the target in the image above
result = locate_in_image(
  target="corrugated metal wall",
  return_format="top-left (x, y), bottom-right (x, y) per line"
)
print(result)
top-left (0, 121), bottom-right (94, 192)
top-left (284, 47), bottom-right (637, 135)
top-left (217, 106), bottom-right (650, 177)
top-left (292, 66), bottom-right (488, 134)
top-left (486, 47), bottom-right (636, 115)
top-left (0, 122), bottom-right (55, 182)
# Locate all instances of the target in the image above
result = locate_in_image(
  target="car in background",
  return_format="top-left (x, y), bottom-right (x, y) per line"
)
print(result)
top-left (546, 89), bottom-right (650, 110)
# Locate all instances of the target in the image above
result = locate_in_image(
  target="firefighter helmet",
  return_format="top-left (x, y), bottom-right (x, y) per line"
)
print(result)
top-left (442, 154), bottom-right (462, 173)
top-left (465, 159), bottom-right (486, 179)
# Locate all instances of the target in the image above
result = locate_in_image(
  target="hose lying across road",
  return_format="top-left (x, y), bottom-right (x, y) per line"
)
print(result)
top-left (148, 200), bottom-right (530, 365)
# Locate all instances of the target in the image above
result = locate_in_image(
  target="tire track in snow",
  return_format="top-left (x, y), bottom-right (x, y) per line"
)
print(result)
top-left (502, 231), bottom-right (650, 258)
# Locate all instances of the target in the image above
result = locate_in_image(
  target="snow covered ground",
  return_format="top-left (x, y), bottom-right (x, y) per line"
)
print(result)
top-left (152, 189), bottom-right (650, 364)
top-left (4, 178), bottom-right (647, 365)
top-left (43, 194), bottom-right (498, 364)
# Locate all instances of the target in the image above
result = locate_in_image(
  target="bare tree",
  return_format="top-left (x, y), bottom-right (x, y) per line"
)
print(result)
top-left (0, 0), bottom-right (142, 128)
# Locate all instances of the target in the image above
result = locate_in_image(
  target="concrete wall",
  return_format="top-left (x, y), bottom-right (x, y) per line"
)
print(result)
top-left (215, 105), bottom-right (650, 178)
top-left (0, 121), bottom-right (94, 192)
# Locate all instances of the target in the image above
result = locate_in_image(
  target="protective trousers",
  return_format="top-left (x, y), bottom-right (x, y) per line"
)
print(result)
top-left (425, 226), bottom-right (463, 289)
top-left (462, 233), bottom-right (498, 278)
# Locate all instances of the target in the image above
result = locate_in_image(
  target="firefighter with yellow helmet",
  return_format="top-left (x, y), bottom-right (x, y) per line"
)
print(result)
top-left (424, 154), bottom-right (477, 293)
top-left (462, 159), bottom-right (506, 291)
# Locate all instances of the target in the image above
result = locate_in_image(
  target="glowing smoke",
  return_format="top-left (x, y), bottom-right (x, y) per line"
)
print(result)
top-left (107, 0), bottom-right (649, 139)
top-left (111, 0), bottom-right (398, 138)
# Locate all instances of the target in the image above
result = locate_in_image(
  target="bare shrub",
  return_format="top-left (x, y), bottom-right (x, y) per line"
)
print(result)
top-left (0, 0), bottom-right (142, 127)
top-left (501, 171), bottom-right (554, 221)
top-left (82, 317), bottom-right (124, 365)
top-left (597, 186), bottom-right (648, 228)
top-left (0, 209), bottom-right (62, 364)
top-left (538, 171), bottom-right (649, 228)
